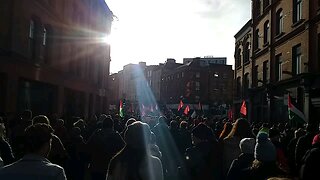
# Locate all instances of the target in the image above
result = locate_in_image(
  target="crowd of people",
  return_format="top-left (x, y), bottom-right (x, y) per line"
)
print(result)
top-left (0, 109), bottom-right (319, 180)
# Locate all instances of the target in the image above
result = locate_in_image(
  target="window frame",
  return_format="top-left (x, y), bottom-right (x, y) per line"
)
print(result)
top-left (276, 9), bottom-right (284, 35)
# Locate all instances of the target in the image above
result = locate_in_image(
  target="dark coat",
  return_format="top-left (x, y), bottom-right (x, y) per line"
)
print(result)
top-left (239, 162), bottom-right (286, 180)
top-left (295, 133), bottom-right (315, 169)
top-left (184, 141), bottom-right (221, 180)
top-left (87, 128), bottom-right (125, 174)
top-left (300, 144), bottom-right (320, 180)
top-left (227, 153), bottom-right (254, 180)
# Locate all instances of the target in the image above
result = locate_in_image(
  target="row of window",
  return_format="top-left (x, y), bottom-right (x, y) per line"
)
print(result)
top-left (256, 0), bottom-right (302, 24)
top-left (236, 43), bottom-right (303, 94)
top-left (254, 0), bottom-right (303, 50)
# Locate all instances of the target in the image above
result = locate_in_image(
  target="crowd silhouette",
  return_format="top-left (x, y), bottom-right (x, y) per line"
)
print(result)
top-left (0, 109), bottom-right (319, 180)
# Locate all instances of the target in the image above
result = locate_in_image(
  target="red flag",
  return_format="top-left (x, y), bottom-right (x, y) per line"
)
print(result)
top-left (240, 100), bottom-right (247, 116)
top-left (184, 105), bottom-right (190, 115)
top-left (178, 100), bottom-right (184, 111)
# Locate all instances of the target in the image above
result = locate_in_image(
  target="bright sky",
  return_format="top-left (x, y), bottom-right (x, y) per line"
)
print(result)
top-left (105, 0), bottom-right (251, 73)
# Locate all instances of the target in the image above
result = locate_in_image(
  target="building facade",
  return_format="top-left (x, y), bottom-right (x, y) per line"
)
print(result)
top-left (161, 57), bottom-right (233, 112)
top-left (234, 0), bottom-right (320, 125)
top-left (0, 0), bottom-right (113, 118)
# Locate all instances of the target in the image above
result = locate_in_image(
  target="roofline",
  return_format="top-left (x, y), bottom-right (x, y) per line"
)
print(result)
top-left (234, 19), bottom-right (252, 38)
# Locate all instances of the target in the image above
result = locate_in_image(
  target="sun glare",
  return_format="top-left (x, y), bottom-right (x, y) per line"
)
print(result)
top-left (101, 35), bottom-right (111, 45)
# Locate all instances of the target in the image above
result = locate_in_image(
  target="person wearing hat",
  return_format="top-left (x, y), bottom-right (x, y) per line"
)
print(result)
top-left (106, 121), bottom-right (163, 180)
top-left (227, 138), bottom-right (255, 180)
top-left (0, 123), bottom-right (67, 179)
top-left (239, 131), bottom-right (286, 180)
top-left (184, 123), bottom-right (221, 180)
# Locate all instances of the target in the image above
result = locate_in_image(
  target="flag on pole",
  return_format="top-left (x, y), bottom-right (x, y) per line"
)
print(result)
top-left (288, 95), bottom-right (306, 124)
top-left (119, 100), bottom-right (124, 118)
top-left (191, 110), bottom-right (197, 118)
top-left (184, 105), bottom-right (190, 115)
top-left (178, 100), bottom-right (184, 111)
top-left (240, 100), bottom-right (247, 116)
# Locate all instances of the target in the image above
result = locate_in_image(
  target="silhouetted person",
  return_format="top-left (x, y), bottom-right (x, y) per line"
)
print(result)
top-left (0, 123), bottom-right (67, 179)
top-left (300, 133), bottom-right (320, 180)
top-left (87, 114), bottom-right (125, 180)
top-left (227, 138), bottom-right (255, 180)
top-left (107, 121), bottom-right (163, 180)
top-left (32, 115), bottom-right (68, 167)
top-left (239, 131), bottom-right (286, 180)
top-left (184, 123), bottom-right (221, 180)
top-left (295, 123), bottom-right (319, 170)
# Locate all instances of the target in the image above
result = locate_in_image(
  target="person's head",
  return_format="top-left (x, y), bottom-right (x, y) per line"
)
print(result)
top-left (158, 116), bottom-right (167, 124)
top-left (269, 128), bottom-right (280, 143)
top-left (294, 128), bottom-right (306, 139)
top-left (170, 120), bottom-right (179, 130)
top-left (124, 121), bottom-right (151, 150)
top-left (102, 115), bottom-right (114, 129)
top-left (24, 123), bottom-right (54, 157)
top-left (56, 119), bottom-right (64, 127)
top-left (179, 121), bottom-right (188, 130)
top-left (32, 115), bottom-right (50, 125)
top-left (73, 119), bottom-right (85, 129)
top-left (21, 110), bottom-right (32, 121)
top-left (239, 138), bottom-right (255, 154)
top-left (126, 118), bottom-right (137, 127)
top-left (191, 123), bottom-right (213, 145)
top-left (254, 132), bottom-right (276, 162)
top-left (226, 118), bottom-right (251, 139)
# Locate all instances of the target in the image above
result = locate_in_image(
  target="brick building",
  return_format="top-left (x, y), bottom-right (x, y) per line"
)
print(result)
top-left (234, 0), bottom-right (320, 125)
top-left (161, 57), bottom-right (233, 111)
top-left (0, 0), bottom-right (113, 118)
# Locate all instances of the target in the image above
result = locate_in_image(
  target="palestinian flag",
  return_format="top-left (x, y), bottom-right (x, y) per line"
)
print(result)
top-left (119, 100), bottom-right (124, 118)
top-left (288, 95), bottom-right (306, 124)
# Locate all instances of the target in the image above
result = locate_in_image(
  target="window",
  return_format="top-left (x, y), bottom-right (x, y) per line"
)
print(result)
top-left (244, 73), bottom-right (249, 97)
top-left (256, 0), bottom-right (261, 17)
top-left (254, 29), bottom-right (260, 50)
top-left (236, 77), bottom-right (241, 97)
top-left (275, 54), bottom-right (283, 81)
top-left (293, 0), bottom-right (302, 23)
top-left (276, 9), bottom-right (283, 35)
top-left (236, 48), bottom-right (241, 67)
top-left (263, 0), bottom-right (270, 10)
top-left (181, 72), bottom-right (184, 77)
top-left (196, 72), bottom-right (200, 78)
top-left (292, 44), bottom-right (302, 75)
top-left (28, 20), bottom-right (36, 59)
top-left (42, 27), bottom-right (47, 46)
top-left (243, 42), bottom-right (250, 63)
top-left (253, 65), bottom-right (258, 87)
top-left (263, 60), bottom-right (269, 83)
top-left (195, 82), bottom-right (200, 91)
top-left (264, 21), bottom-right (269, 44)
